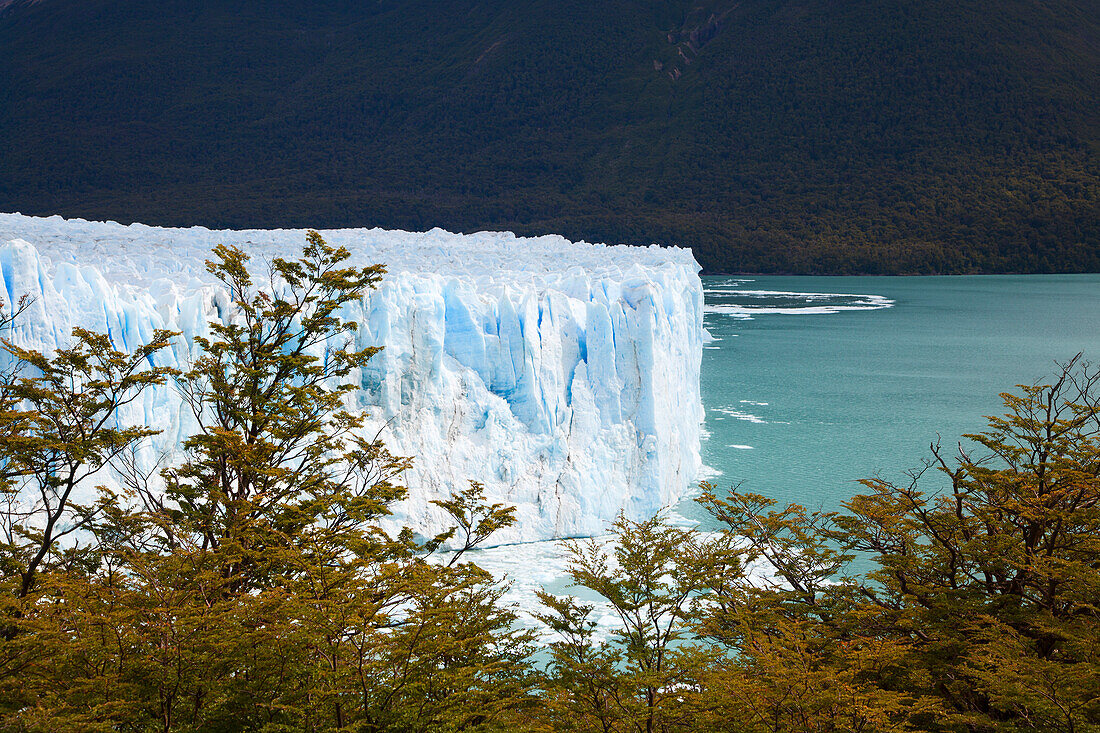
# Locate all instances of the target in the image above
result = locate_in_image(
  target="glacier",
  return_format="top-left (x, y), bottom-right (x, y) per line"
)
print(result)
top-left (0, 213), bottom-right (705, 544)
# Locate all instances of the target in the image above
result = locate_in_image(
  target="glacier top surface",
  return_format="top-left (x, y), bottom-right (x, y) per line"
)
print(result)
top-left (0, 213), bottom-right (699, 291)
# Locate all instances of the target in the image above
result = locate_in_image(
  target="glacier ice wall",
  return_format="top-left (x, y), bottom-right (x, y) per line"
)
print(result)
top-left (0, 213), bottom-right (705, 544)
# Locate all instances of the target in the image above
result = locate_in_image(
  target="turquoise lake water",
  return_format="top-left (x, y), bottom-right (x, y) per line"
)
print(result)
top-left (682, 274), bottom-right (1100, 525)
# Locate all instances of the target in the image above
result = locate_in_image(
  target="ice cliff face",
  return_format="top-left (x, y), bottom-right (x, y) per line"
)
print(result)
top-left (0, 213), bottom-right (705, 543)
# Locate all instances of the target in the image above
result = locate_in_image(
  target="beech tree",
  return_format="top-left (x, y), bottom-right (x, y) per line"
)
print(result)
top-left (533, 514), bottom-right (736, 733)
top-left (697, 357), bottom-right (1100, 732)
top-left (0, 306), bottom-right (174, 605)
top-left (0, 234), bottom-right (535, 732)
top-left (840, 355), bottom-right (1100, 731)
top-left (4, 235), bottom-right (1099, 733)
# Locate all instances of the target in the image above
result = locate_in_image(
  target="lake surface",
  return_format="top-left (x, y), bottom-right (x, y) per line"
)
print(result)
top-left (682, 274), bottom-right (1100, 525)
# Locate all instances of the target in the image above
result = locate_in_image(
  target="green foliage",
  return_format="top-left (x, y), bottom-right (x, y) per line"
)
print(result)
top-left (161, 232), bottom-right (391, 583)
top-left (1, 0), bottom-right (1097, 273)
top-left (834, 355), bottom-right (1100, 731)
top-left (693, 356), bottom-right (1100, 731)
top-left (431, 482), bottom-right (518, 558)
top-left (694, 489), bottom-right (936, 732)
top-left (1, 231), bottom-right (1100, 731)
top-left (0, 234), bottom-right (535, 732)
top-left (0, 319), bottom-right (176, 602)
top-left (533, 514), bottom-right (735, 732)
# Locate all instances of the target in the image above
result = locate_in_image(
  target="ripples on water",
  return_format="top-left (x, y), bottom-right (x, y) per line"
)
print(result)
top-left (695, 274), bottom-right (1100, 514)
top-left (703, 279), bottom-right (895, 318)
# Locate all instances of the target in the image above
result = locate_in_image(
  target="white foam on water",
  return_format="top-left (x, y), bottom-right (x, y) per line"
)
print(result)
top-left (711, 407), bottom-right (767, 424)
top-left (703, 289), bottom-right (894, 318)
top-left (696, 463), bottom-right (723, 480)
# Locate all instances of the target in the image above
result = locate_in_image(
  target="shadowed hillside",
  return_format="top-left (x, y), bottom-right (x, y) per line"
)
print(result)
top-left (1, 0), bottom-right (1097, 273)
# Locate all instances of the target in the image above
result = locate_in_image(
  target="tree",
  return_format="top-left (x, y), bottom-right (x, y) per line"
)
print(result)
top-left (160, 232), bottom-right (395, 581)
top-left (0, 233), bottom-right (535, 732)
top-left (839, 355), bottom-right (1100, 731)
top-left (694, 489), bottom-right (931, 732)
top-left (533, 513), bottom-right (735, 733)
top-left (0, 299), bottom-right (175, 722)
top-left (697, 357), bottom-right (1100, 732)
top-left (0, 317), bottom-right (174, 603)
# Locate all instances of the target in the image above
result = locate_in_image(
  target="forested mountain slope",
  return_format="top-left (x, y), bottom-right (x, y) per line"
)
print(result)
top-left (1, 0), bottom-right (1097, 273)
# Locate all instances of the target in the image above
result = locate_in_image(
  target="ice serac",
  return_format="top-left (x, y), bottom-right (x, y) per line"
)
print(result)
top-left (0, 213), bottom-right (705, 544)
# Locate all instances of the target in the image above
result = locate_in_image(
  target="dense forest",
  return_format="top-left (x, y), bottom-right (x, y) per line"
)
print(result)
top-left (1, 0), bottom-right (1097, 274)
top-left (2, 235), bottom-right (1099, 731)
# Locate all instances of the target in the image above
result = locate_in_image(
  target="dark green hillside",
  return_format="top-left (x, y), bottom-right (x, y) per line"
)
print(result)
top-left (1, 0), bottom-right (1097, 273)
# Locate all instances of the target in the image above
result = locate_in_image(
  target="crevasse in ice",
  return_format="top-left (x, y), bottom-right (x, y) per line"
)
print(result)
top-left (0, 213), bottom-right (704, 544)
